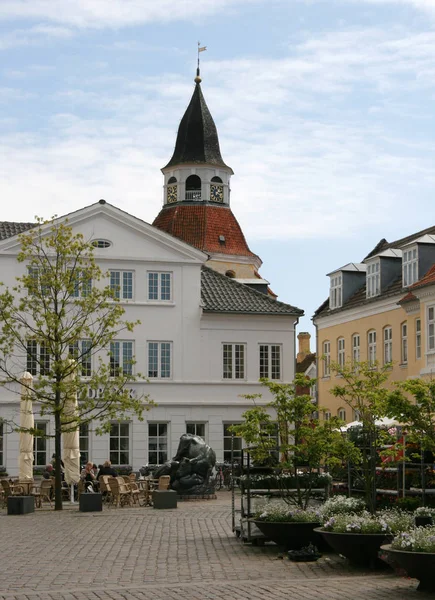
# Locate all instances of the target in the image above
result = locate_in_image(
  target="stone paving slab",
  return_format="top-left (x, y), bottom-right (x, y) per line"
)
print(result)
top-left (0, 492), bottom-right (432, 600)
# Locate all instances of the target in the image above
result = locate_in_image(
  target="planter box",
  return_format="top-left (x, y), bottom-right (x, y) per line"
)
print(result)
top-left (381, 544), bottom-right (435, 592)
top-left (7, 496), bottom-right (35, 515)
top-left (315, 528), bottom-right (391, 568)
top-left (153, 490), bottom-right (177, 509)
top-left (79, 493), bottom-right (102, 512)
top-left (252, 520), bottom-right (324, 551)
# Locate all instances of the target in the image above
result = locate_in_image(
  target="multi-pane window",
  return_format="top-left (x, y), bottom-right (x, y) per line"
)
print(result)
top-left (323, 341), bottom-right (331, 377)
top-left (223, 423), bottom-right (242, 462)
top-left (110, 270), bottom-right (133, 300)
top-left (368, 330), bottom-right (377, 366)
top-left (383, 327), bottom-right (392, 365)
top-left (148, 423), bottom-right (168, 464)
top-left (27, 341), bottom-right (50, 376)
top-left (34, 421), bottom-right (47, 466)
top-left (0, 421), bottom-right (3, 466)
top-left (223, 343), bottom-right (246, 380)
top-left (109, 422), bottom-right (130, 465)
top-left (71, 270), bottom-right (92, 298)
top-left (337, 338), bottom-right (345, 368)
top-left (401, 322), bottom-right (408, 364)
top-left (416, 319), bottom-right (422, 360)
top-left (79, 423), bottom-right (89, 466)
top-left (352, 334), bottom-right (360, 364)
top-left (323, 411), bottom-right (331, 421)
top-left (69, 340), bottom-right (92, 377)
top-left (148, 272), bottom-right (172, 301)
top-left (366, 261), bottom-right (380, 298)
top-left (110, 341), bottom-right (133, 377)
top-left (403, 247), bottom-right (418, 287)
top-left (259, 344), bottom-right (281, 380)
top-left (428, 307), bottom-right (435, 352)
top-left (329, 274), bottom-right (342, 309)
top-left (186, 423), bottom-right (206, 440)
top-left (148, 342), bottom-right (171, 378)
top-left (338, 408), bottom-right (346, 421)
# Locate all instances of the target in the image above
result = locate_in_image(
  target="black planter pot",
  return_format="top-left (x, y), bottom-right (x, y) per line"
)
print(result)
top-left (252, 520), bottom-right (323, 550)
top-left (314, 528), bottom-right (392, 569)
top-left (415, 516), bottom-right (433, 528)
top-left (380, 544), bottom-right (435, 592)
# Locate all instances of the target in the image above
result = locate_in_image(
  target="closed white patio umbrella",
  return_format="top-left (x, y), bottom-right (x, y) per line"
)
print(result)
top-left (19, 371), bottom-right (34, 481)
top-left (62, 362), bottom-right (80, 501)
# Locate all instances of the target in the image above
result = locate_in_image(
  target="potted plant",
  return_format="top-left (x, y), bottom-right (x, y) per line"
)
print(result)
top-left (414, 506), bottom-right (434, 528)
top-left (315, 509), bottom-right (413, 568)
top-left (381, 527), bottom-right (435, 591)
top-left (231, 375), bottom-right (358, 549)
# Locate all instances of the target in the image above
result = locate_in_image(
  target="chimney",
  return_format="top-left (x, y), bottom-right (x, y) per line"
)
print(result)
top-left (297, 332), bottom-right (311, 363)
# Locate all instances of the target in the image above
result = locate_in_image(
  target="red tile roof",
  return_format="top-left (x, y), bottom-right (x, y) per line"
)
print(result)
top-left (152, 205), bottom-right (258, 258)
top-left (398, 291), bottom-right (418, 304)
top-left (410, 264), bottom-right (435, 290)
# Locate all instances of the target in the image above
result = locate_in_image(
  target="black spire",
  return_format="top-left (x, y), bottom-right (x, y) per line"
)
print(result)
top-left (163, 77), bottom-right (230, 170)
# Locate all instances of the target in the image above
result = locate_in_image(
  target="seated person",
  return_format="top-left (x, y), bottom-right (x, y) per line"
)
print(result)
top-left (42, 464), bottom-right (54, 479)
top-left (97, 460), bottom-right (118, 479)
top-left (80, 461), bottom-right (96, 483)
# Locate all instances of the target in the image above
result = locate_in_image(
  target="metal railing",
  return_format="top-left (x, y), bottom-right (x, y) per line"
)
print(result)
top-left (185, 190), bottom-right (202, 201)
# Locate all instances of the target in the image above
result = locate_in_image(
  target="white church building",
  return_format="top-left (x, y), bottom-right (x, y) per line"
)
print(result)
top-left (0, 71), bottom-right (303, 476)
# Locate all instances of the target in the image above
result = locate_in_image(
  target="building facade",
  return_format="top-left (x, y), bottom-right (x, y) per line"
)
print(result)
top-left (313, 226), bottom-right (435, 422)
top-left (0, 74), bottom-right (302, 475)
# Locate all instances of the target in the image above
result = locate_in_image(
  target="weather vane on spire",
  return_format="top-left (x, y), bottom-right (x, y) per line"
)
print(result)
top-left (195, 42), bottom-right (207, 83)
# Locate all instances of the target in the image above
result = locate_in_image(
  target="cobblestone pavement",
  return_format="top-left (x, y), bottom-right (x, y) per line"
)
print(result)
top-left (0, 492), bottom-right (432, 600)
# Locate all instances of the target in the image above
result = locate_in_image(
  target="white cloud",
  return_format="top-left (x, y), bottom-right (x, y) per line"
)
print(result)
top-left (0, 23), bottom-right (74, 49)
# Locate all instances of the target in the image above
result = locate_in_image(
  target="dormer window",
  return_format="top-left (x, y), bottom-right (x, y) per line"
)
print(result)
top-left (403, 246), bottom-right (418, 286)
top-left (329, 274), bottom-right (342, 309)
top-left (366, 260), bottom-right (380, 298)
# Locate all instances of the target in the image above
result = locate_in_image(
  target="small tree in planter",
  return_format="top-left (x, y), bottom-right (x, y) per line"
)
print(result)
top-left (231, 374), bottom-right (357, 510)
top-left (328, 360), bottom-right (392, 513)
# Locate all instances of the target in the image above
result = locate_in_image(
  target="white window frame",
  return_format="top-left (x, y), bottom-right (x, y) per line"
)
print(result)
top-left (0, 421), bottom-right (3, 466)
top-left (259, 344), bottom-right (281, 380)
top-left (34, 421), bottom-right (48, 467)
top-left (79, 423), bottom-right (90, 466)
top-left (329, 274), bottom-right (342, 309)
top-left (69, 340), bottom-right (92, 378)
top-left (323, 411), bottom-right (331, 421)
top-left (109, 422), bottom-right (130, 466)
top-left (383, 326), bottom-right (392, 365)
top-left (352, 334), bottom-right (360, 364)
top-left (26, 341), bottom-right (50, 376)
top-left (401, 322), bottom-right (408, 364)
top-left (322, 341), bottom-right (331, 377)
top-left (148, 422), bottom-right (168, 465)
top-left (338, 408), bottom-right (346, 421)
top-left (110, 270), bottom-right (134, 300)
top-left (428, 306), bottom-right (435, 353)
top-left (416, 318), bottom-right (422, 360)
top-left (366, 260), bottom-right (380, 298)
top-left (147, 271), bottom-right (172, 302)
top-left (223, 343), bottom-right (246, 380)
top-left (186, 422), bottom-right (207, 441)
top-left (223, 423), bottom-right (242, 462)
top-left (147, 341), bottom-right (172, 379)
top-left (403, 246), bottom-right (418, 287)
top-left (110, 341), bottom-right (133, 377)
top-left (71, 269), bottom-right (92, 298)
top-left (368, 330), bottom-right (377, 366)
top-left (337, 337), bottom-right (345, 368)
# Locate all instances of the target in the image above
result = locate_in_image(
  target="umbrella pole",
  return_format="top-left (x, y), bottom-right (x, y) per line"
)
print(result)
top-left (70, 483), bottom-right (75, 504)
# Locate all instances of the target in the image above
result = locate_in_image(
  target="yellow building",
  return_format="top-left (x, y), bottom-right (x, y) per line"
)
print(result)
top-left (313, 226), bottom-right (435, 422)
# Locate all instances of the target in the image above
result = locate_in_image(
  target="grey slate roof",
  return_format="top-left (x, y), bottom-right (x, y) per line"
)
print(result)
top-left (163, 82), bottom-right (231, 170)
top-left (0, 221), bottom-right (35, 240)
top-left (201, 266), bottom-right (303, 316)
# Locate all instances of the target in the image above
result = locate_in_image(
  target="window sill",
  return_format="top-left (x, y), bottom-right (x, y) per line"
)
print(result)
top-left (399, 363), bottom-right (408, 369)
top-left (321, 376), bottom-right (331, 381)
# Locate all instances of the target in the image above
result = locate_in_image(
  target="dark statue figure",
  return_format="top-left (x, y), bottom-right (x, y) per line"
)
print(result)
top-left (153, 433), bottom-right (216, 495)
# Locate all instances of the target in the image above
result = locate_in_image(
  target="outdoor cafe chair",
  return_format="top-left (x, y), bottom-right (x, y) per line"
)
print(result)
top-left (99, 476), bottom-right (113, 504)
top-left (108, 477), bottom-right (132, 508)
top-left (32, 479), bottom-right (53, 508)
top-left (1, 479), bottom-right (25, 501)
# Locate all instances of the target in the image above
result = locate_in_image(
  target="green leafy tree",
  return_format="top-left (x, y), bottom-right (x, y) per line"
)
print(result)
top-left (0, 218), bottom-right (154, 510)
top-left (329, 360), bottom-right (392, 512)
top-left (231, 374), bottom-right (357, 509)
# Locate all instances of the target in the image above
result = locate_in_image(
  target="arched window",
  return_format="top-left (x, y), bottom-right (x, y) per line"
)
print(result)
top-left (211, 176), bottom-right (223, 183)
top-left (225, 270), bottom-right (236, 278)
top-left (338, 408), bottom-right (346, 421)
top-left (185, 175), bottom-right (201, 201)
top-left (168, 176), bottom-right (177, 184)
top-left (337, 337), bottom-right (345, 368)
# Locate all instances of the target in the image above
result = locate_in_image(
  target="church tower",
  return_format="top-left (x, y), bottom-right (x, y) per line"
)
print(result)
top-left (153, 70), bottom-right (266, 284)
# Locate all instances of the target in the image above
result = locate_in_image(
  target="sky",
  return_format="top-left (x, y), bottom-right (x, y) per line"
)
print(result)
top-left (1, 0), bottom-right (435, 345)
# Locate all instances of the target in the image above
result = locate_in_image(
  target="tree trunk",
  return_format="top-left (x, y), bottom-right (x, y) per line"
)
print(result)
top-left (54, 410), bottom-right (63, 511)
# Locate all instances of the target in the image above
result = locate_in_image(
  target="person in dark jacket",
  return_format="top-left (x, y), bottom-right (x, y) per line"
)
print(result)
top-left (97, 460), bottom-right (118, 479)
